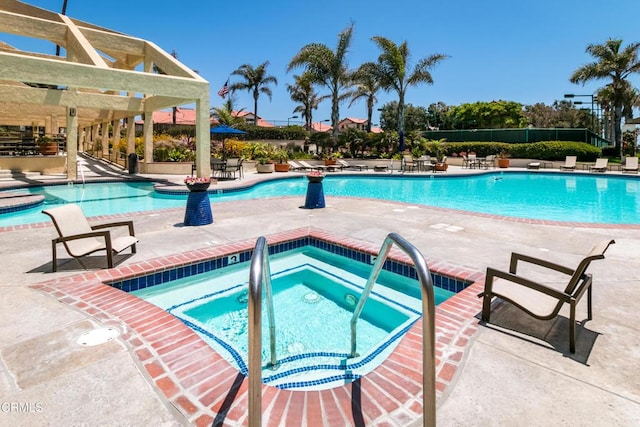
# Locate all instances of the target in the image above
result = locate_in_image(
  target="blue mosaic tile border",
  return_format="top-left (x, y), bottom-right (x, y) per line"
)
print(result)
top-left (0, 199), bottom-right (44, 214)
top-left (110, 236), bottom-right (471, 293)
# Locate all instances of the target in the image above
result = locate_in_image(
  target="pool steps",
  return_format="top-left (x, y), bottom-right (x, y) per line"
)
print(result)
top-left (246, 233), bottom-right (437, 427)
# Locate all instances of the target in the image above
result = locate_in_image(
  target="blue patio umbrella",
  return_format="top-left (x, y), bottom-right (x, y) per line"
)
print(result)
top-left (210, 125), bottom-right (247, 155)
top-left (210, 124), bottom-right (248, 135)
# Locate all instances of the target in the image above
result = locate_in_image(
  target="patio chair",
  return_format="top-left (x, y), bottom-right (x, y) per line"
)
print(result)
top-left (622, 156), bottom-right (638, 173)
top-left (589, 158), bottom-right (608, 173)
top-left (337, 159), bottom-right (368, 171)
top-left (223, 157), bottom-right (243, 179)
top-left (479, 154), bottom-right (496, 169)
top-left (43, 204), bottom-right (138, 272)
top-left (559, 156), bottom-right (577, 171)
top-left (402, 154), bottom-right (416, 172)
top-left (479, 239), bottom-right (615, 353)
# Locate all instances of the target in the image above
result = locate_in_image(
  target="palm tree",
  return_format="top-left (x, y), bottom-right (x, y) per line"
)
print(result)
top-left (229, 61), bottom-right (277, 125)
top-left (287, 72), bottom-right (329, 130)
top-left (370, 36), bottom-right (447, 150)
top-left (348, 62), bottom-right (381, 132)
top-left (596, 81), bottom-right (639, 144)
top-left (211, 96), bottom-right (245, 126)
top-left (570, 39), bottom-right (640, 156)
top-left (288, 23), bottom-right (355, 141)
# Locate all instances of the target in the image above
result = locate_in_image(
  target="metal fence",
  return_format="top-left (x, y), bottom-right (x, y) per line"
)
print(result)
top-left (421, 128), bottom-right (610, 148)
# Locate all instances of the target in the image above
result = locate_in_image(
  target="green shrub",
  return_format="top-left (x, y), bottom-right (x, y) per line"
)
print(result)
top-left (441, 141), bottom-right (601, 161)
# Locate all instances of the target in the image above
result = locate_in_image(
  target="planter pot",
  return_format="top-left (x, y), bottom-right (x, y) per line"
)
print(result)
top-left (38, 142), bottom-right (58, 156)
top-left (307, 176), bottom-right (324, 183)
top-left (186, 182), bottom-right (211, 192)
top-left (256, 163), bottom-right (275, 173)
top-left (497, 158), bottom-right (510, 168)
top-left (324, 159), bottom-right (337, 166)
top-left (274, 163), bottom-right (290, 172)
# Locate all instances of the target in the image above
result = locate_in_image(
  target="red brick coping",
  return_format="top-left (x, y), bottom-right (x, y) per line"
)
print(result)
top-left (31, 227), bottom-right (485, 426)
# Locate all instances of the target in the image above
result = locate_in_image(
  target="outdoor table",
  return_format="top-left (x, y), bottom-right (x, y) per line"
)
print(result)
top-left (414, 159), bottom-right (434, 172)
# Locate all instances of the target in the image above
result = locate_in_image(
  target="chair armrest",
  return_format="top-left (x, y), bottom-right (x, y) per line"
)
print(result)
top-left (56, 230), bottom-right (111, 244)
top-left (485, 267), bottom-right (571, 302)
top-left (91, 220), bottom-right (136, 236)
top-left (509, 252), bottom-right (575, 276)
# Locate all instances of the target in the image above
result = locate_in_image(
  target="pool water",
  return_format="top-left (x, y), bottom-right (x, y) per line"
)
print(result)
top-left (0, 182), bottom-right (186, 226)
top-left (2, 172), bottom-right (639, 226)
top-left (133, 246), bottom-right (453, 390)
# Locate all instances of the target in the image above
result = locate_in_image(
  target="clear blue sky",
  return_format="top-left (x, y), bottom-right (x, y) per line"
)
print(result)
top-left (9, 0), bottom-right (640, 125)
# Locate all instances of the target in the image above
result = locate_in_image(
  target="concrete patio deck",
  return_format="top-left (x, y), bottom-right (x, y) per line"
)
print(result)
top-left (0, 156), bottom-right (638, 426)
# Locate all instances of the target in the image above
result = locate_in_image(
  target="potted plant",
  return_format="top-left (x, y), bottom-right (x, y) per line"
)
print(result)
top-left (37, 136), bottom-right (58, 155)
top-left (184, 176), bottom-right (211, 192)
top-left (323, 152), bottom-right (337, 166)
top-left (255, 157), bottom-right (275, 173)
top-left (306, 170), bottom-right (324, 183)
top-left (274, 148), bottom-right (290, 172)
top-left (497, 150), bottom-right (511, 168)
top-left (252, 143), bottom-right (276, 173)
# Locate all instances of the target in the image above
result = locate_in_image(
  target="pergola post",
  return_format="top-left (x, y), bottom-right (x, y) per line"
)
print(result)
top-left (101, 122), bottom-right (109, 158)
top-left (126, 117), bottom-right (135, 158)
top-left (66, 106), bottom-right (78, 180)
top-left (195, 94), bottom-right (211, 177)
top-left (112, 118), bottom-right (121, 162)
top-left (142, 114), bottom-right (153, 170)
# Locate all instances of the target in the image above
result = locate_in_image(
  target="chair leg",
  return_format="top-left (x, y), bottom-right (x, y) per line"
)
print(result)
top-left (51, 240), bottom-right (58, 273)
top-left (569, 302), bottom-right (576, 353)
top-left (106, 250), bottom-right (114, 268)
top-left (481, 272), bottom-right (495, 322)
top-left (587, 285), bottom-right (593, 320)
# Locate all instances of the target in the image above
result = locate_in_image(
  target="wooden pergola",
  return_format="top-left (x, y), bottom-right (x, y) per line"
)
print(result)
top-left (0, 0), bottom-right (212, 178)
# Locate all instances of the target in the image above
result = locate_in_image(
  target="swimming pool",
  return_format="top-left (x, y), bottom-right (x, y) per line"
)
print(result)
top-left (116, 239), bottom-right (461, 390)
top-left (2, 172), bottom-right (639, 226)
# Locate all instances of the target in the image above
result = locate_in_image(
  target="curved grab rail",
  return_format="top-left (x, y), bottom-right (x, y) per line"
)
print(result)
top-left (247, 236), bottom-right (277, 427)
top-left (349, 232), bottom-right (436, 427)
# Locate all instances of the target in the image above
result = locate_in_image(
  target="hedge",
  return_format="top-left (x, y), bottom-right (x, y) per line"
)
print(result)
top-left (442, 141), bottom-right (602, 161)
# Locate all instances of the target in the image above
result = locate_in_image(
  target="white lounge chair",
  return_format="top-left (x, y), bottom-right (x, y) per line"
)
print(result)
top-left (337, 159), bottom-right (368, 171)
top-left (43, 204), bottom-right (138, 272)
top-left (559, 156), bottom-right (577, 171)
top-left (589, 158), bottom-right (608, 173)
top-left (298, 160), bottom-right (327, 172)
top-left (622, 157), bottom-right (639, 173)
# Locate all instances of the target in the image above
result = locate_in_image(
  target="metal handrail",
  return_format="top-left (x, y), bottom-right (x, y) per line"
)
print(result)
top-left (247, 236), bottom-right (278, 427)
top-left (349, 232), bottom-right (436, 427)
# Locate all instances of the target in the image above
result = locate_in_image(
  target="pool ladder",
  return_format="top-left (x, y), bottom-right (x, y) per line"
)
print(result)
top-left (246, 233), bottom-right (437, 427)
top-left (247, 237), bottom-right (277, 427)
top-left (350, 233), bottom-right (437, 427)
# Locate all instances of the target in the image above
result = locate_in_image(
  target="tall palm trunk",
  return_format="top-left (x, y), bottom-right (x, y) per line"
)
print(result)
top-left (331, 87), bottom-right (340, 143)
top-left (253, 94), bottom-right (259, 126)
top-left (366, 97), bottom-right (373, 133)
top-left (614, 104), bottom-right (623, 156)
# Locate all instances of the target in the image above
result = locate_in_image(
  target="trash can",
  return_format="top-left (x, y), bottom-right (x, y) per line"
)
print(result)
top-left (127, 153), bottom-right (138, 174)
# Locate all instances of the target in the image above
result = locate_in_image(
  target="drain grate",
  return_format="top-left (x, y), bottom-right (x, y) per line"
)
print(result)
top-left (76, 327), bottom-right (120, 346)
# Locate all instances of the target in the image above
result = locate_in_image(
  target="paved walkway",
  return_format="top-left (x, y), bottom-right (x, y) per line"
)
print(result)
top-left (0, 155), bottom-right (638, 426)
